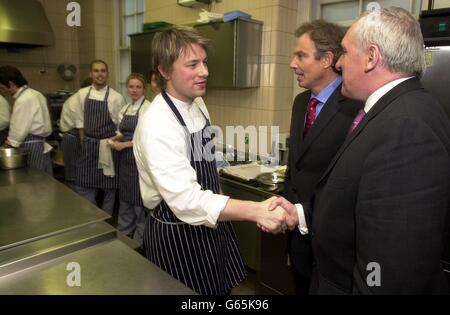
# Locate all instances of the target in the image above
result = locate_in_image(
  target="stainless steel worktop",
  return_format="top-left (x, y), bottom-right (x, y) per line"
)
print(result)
top-left (0, 169), bottom-right (108, 251)
top-left (0, 168), bottom-right (195, 294)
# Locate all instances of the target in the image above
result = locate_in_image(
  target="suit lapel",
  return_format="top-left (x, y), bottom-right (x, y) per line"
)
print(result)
top-left (295, 86), bottom-right (344, 165)
top-left (318, 77), bottom-right (424, 184)
top-left (292, 91), bottom-right (310, 164)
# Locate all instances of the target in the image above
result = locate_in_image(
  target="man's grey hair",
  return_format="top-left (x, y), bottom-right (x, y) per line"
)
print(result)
top-left (353, 7), bottom-right (425, 77)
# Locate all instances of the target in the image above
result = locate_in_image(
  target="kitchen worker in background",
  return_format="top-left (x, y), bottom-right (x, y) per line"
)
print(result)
top-left (270, 7), bottom-right (450, 294)
top-left (59, 77), bottom-right (92, 189)
top-left (72, 60), bottom-right (126, 215)
top-left (133, 26), bottom-right (288, 295)
top-left (284, 20), bottom-right (363, 294)
top-left (0, 92), bottom-right (10, 144)
top-left (110, 73), bottom-right (151, 247)
top-left (0, 66), bottom-right (53, 176)
top-left (146, 70), bottom-right (160, 101)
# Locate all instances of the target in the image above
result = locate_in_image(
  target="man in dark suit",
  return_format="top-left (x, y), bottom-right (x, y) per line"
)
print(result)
top-left (284, 20), bottom-right (363, 294)
top-left (271, 7), bottom-right (450, 294)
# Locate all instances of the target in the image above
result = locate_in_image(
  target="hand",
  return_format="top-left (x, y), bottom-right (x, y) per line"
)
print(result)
top-left (255, 197), bottom-right (288, 234)
top-left (109, 141), bottom-right (127, 151)
top-left (268, 197), bottom-right (299, 230)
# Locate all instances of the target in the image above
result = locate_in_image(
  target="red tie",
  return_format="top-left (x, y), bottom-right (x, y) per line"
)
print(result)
top-left (303, 98), bottom-right (320, 137)
top-left (348, 109), bottom-right (366, 136)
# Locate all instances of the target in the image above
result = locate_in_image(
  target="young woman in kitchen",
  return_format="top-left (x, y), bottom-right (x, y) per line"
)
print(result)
top-left (133, 26), bottom-right (289, 295)
top-left (109, 73), bottom-right (151, 247)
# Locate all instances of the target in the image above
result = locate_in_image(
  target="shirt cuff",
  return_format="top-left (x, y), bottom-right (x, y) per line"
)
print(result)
top-left (75, 120), bottom-right (83, 129)
top-left (6, 137), bottom-right (21, 148)
top-left (204, 194), bottom-right (230, 228)
top-left (295, 203), bottom-right (309, 235)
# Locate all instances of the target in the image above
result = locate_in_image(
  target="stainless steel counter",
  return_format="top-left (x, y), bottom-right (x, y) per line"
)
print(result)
top-left (0, 169), bottom-right (108, 251)
top-left (0, 168), bottom-right (195, 294)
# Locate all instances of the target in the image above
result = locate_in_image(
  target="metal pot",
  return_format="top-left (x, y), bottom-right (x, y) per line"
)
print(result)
top-left (255, 172), bottom-right (285, 192)
top-left (0, 148), bottom-right (29, 170)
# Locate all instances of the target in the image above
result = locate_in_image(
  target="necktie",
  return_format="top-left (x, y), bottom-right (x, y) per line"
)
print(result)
top-left (348, 109), bottom-right (366, 136)
top-left (303, 98), bottom-right (320, 137)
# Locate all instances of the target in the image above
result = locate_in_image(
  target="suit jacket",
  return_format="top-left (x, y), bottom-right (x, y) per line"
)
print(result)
top-left (304, 78), bottom-right (450, 294)
top-left (284, 84), bottom-right (363, 279)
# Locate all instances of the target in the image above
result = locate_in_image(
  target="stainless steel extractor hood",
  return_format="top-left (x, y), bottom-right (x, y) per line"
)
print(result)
top-left (0, 0), bottom-right (54, 47)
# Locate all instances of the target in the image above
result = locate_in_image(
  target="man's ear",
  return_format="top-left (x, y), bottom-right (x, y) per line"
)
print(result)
top-left (365, 45), bottom-right (380, 72)
top-left (321, 51), bottom-right (334, 69)
top-left (157, 65), bottom-right (170, 81)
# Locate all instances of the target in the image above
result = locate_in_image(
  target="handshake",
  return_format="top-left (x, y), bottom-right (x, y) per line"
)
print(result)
top-left (255, 197), bottom-right (299, 234)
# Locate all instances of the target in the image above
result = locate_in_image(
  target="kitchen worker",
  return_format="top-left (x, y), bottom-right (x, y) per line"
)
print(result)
top-left (59, 77), bottom-right (92, 189)
top-left (133, 26), bottom-right (288, 295)
top-left (0, 66), bottom-right (53, 175)
top-left (110, 73), bottom-right (151, 247)
top-left (0, 92), bottom-right (10, 144)
top-left (72, 60), bottom-right (126, 215)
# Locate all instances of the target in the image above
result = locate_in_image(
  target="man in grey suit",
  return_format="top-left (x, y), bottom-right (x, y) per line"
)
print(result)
top-left (283, 20), bottom-right (362, 294)
top-left (271, 7), bottom-right (450, 294)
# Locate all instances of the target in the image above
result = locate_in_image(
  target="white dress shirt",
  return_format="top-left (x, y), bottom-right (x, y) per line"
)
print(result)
top-left (7, 86), bottom-right (52, 152)
top-left (133, 93), bottom-right (229, 228)
top-left (0, 94), bottom-right (10, 131)
top-left (296, 76), bottom-right (414, 235)
top-left (73, 85), bottom-right (126, 128)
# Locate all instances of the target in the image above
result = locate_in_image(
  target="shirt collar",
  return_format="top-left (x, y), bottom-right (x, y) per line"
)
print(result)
top-left (92, 85), bottom-right (108, 93)
top-left (132, 95), bottom-right (145, 106)
top-left (13, 85), bottom-right (27, 99)
top-left (365, 77), bottom-right (414, 113)
top-left (311, 76), bottom-right (342, 104)
top-left (166, 92), bottom-right (194, 112)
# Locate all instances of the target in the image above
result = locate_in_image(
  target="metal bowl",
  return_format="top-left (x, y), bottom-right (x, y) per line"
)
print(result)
top-left (0, 148), bottom-right (29, 170)
top-left (256, 172), bottom-right (285, 192)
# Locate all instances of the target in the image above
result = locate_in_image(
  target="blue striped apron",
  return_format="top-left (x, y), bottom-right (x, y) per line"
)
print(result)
top-left (13, 87), bottom-right (53, 176)
top-left (118, 99), bottom-right (145, 206)
top-left (21, 134), bottom-right (53, 176)
top-left (76, 87), bottom-right (119, 189)
top-left (0, 128), bottom-right (8, 144)
top-left (61, 128), bottom-right (80, 182)
top-left (143, 91), bottom-right (246, 295)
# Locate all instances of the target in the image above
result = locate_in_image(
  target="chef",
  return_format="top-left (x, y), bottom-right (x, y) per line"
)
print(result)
top-left (133, 26), bottom-right (287, 295)
top-left (110, 73), bottom-right (151, 246)
top-left (0, 93), bottom-right (10, 144)
top-left (59, 78), bottom-right (92, 189)
top-left (72, 60), bottom-right (125, 215)
top-left (0, 66), bottom-right (53, 175)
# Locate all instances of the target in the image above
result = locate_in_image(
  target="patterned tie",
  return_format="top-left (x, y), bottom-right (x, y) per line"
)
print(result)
top-left (303, 98), bottom-right (320, 137)
top-left (348, 109), bottom-right (366, 136)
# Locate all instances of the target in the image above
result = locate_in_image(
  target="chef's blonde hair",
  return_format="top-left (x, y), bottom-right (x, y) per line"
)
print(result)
top-left (151, 26), bottom-right (209, 90)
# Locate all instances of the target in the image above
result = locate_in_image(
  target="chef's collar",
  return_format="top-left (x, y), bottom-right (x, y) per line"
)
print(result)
top-left (132, 95), bottom-right (145, 106)
top-left (13, 85), bottom-right (27, 99)
top-left (92, 84), bottom-right (108, 92)
top-left (166, 92), bottom-right (195, 111)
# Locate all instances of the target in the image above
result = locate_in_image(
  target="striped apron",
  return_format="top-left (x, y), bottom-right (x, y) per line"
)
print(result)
top-left (61, 129), bottom-right (80, 182)
top-left (76, 87), bottom-right (119, 189)
top-left (0, 128), bottom-right (8, 144)
top-left (143, 91), bottom-right (246, 295)
top-left (118, 99), bottom-right (145, 206)
top-left (12, 87), bottom-right (53, 176)
top-left (21, 134), bottom-right (53, 176)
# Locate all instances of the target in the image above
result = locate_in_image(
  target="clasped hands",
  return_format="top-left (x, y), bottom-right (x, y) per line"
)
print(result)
top-left (256, 197), bottom-right (299, 234)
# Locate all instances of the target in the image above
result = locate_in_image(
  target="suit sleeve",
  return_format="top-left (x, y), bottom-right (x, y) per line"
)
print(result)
top-left (355, 116), bottom-right (449, 294)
